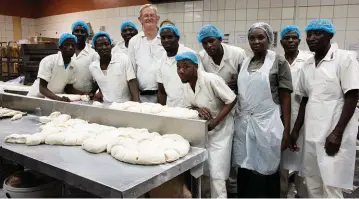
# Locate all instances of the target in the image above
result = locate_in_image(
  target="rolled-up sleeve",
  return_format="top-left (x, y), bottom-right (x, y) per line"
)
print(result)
top-left (37, 56), bottom-right (53, 82)
top-left (211, 75), bottom-right (236, 104)
top-left (340, 52), bottom-right (359, 94)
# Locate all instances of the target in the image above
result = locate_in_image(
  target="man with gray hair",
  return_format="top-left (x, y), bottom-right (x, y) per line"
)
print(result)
top-left (128, 4), bottom-right (166, 103)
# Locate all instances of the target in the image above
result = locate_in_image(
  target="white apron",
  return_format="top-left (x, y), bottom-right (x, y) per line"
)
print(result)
top-left (301, 53), bottom-right (358, 189)
top-left (233, 50), bottom-right (284, 175)
top-left (185, 71), bottom-right (234, 180)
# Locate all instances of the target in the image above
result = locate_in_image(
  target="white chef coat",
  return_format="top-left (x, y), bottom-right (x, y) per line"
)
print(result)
top-left (27, 51), bottom-right (76, 98)
top-left (282, 50), bottom-right (312, 173)
top-left (128, 31), bottom-right (166, 91)
top-left (72, 43), bottom-right (98, 93)
top-left (112, 41), bottom-right (128, 55)
top-left (296, 43), bottom-right (359, 189)
top-left (183, 70), bottom-right (236, 180)
top-left (198, 43), bottom-right (247, 83)
top-left (156, 44), bottom-right (195, 107)
top-left (89, 53), bottom-right (136, 103)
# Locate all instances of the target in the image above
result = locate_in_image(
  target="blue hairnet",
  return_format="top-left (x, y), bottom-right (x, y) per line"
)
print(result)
top-left (197, 24), bottom-right (224, 43)
top-left (71, 20), bottom-right (90, 34)
top-left (175, 52), bottom-right (198, 65)
top-left (121, 21), bottom-right (137, 31)
top-left (159, 24), bottom-right (180, 38)
top-left (305, 19), bottom-right (336, 35)
top-left (248, 22), bottom-right (274, 46)
top-left (58, 33), bottom-right (77, 47)
top-left (281, 25), bottom-right (301, 39)
top-left (92, 31), bottom-right (112, 47)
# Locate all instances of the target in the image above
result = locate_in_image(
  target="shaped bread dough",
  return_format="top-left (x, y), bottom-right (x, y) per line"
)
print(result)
top-left (11, 113), bottom-right (23, 121)
top-left (26, 133), bottom-right (45, 146)
top-left (80, 95), bottom-right (90, 102)
top-left (82, 138), bottom-right (108, 153)
top-left (92, 101), bottom-right (103, 107)
top-left (39, 116), bottom-right (52, 124)
top-left (58, 94), bottom-right (81, 101)
top-left (49, 111), bottom-right (61, 118)
top-left (44, 133), bottom-right (66, 145)
top-left (5, 134), bottom-right (30, 144)
top-left (52, 114), bottom-right (71, 124)
top-left (63, 133), bottom-right (78, 146)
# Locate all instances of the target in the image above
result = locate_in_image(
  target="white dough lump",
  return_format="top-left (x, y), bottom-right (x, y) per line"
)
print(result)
top-left (109, 102), bottom-right (199, 119)
top-left (4, 111), bottom-right (191, 165)
top-left (110, 133), bottom-right (190, 165)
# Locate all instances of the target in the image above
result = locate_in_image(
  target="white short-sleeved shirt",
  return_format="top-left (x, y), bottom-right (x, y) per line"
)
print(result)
top-left (112, 41), bottom-right (128, 55)
top-left (199, 43), bottom-right (247, 83)
top-left (27, 51), bottom-right (76, 97)
top-left (128, 31), bottom-right (166, 91)
top-left (183, 70), bottom-right (236, 116)
top-left (296, 43), bottom-right (359, 98)
top-left (72, 43), bottom-right (99, 93)
top-left (89, 53), bottom-right (136, 103)
top-left (156, 44), bottom-right (195, 107)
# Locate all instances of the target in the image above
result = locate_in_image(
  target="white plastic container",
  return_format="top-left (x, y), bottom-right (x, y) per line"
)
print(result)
top-left (3, 178), bottom-right (62, 198)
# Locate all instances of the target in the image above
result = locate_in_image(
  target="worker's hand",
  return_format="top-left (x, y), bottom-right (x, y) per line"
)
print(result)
top-left (93, 92), bottom-right (103, 102)
top-left (288, 130), bottom-right (300, 152)
top-left (281, 129), bottom-right (289, 151)
top-left (227, 74), bottom-right (238, 91)
top-left (60, 96), bottom-right (71, 102)
top-left (208, 118), bottom-right (219, 131)
top-left (197, 108), bottom-right (213, 120)
top-left (325, 129), bottom-right (343, 156)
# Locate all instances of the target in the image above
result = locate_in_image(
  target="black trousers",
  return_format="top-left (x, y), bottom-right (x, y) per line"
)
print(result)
top-left (237, 167), bottom-right (280, 198)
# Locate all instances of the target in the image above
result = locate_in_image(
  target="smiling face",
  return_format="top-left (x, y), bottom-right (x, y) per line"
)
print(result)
top-left (94, 36), bottom-right (112, 57)
top-left (306, 30), bottom-right (332, 53)
top-left (248, 28), bottom-right (269, 54)
top-left (138, 6), bottom-right (160, 30)
top-left (201, 37), bottom-right (222, 57)
top-left (72, 26), bottom-right (88, 44)
top-left (160, 29), bottom-right (179, 52)
top-left (177, 60), bottom-right (197, 83)
top-left (280, 31), bottom-right (301, 53)
top-left (60, 39), bottom-right (76, 58)
top-left (121, 26), bottom-right (138, 42)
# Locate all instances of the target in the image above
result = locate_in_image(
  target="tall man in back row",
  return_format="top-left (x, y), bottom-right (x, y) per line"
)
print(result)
top-left (197, 24), bottom-right (247, 197)
top-left (289, 19), bottom-right (359, 198)
top-left (128, 4), bottom-right (165, 103)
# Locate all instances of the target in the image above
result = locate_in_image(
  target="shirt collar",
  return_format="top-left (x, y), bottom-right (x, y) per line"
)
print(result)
top-left (139, 30), bottom-right (161, 39)
top-left (57, 51), bottom-right (74, 69)
top-left (322, 43), bottom-right (338, 61)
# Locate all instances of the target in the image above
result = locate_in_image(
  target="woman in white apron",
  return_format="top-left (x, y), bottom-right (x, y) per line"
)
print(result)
top-left (289, 19), bottom-right (359, 198)
top-left (175, 51), bottom-right (237, 198)
top-left (232, 22), bottom-right (293, 198)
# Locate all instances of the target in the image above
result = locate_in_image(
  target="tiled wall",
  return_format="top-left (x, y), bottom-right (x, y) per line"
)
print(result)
top-left (27, 0), bottom-right (359, 53)
top-left (0, 15), bottom-right (17, 42)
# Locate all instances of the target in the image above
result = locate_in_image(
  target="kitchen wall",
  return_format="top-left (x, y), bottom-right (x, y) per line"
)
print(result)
top-left (0, 15), bottom-right (35, 42)
top-left (30, 0), bottom-right (359, 53)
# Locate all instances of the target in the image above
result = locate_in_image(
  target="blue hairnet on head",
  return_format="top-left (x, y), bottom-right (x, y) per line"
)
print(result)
top-left (175, 51), bottom-right (198, 65)
top-left (58, 33), bottom-right (77, 47)
top-left (248, 22), bottom-right (274, 46)
top-left (281, 25), bottom-right (301, 39)
top-left (197, 24), bottom-right (224, 43)
top-left (305, 19), bottom-right (336, 35)
top-left (121, 21), bottom-right (137, 31)
top-left (71, 20), bottom-right (90, 34)
top-left (159, 24), bottom-right (180, 38)
top-left (92, 31), bottom-right (112, 47)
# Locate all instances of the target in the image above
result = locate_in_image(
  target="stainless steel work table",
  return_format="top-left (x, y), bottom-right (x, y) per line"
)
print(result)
top-left (0, 93), bottom-right (208, 198)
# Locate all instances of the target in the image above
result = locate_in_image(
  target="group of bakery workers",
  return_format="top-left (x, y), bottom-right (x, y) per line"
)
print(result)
top-left (25, 2), bottom-right (359, 199)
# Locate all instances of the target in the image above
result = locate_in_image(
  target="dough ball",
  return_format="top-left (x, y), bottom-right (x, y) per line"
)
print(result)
top-left (26, 133), bottom-right (44, 146)
top-left (82, 138), bottom-right (107, 154)
top-left (49, 111), bottom-right (61, 118)
top-left (11, 114), bottom-right (23, 121)
top-left (92, 101), bottom-right (103, 107)
top-left (44, 133), bottom-right (66, 145)
top-left (80, 95), bottom-right (90, 102)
